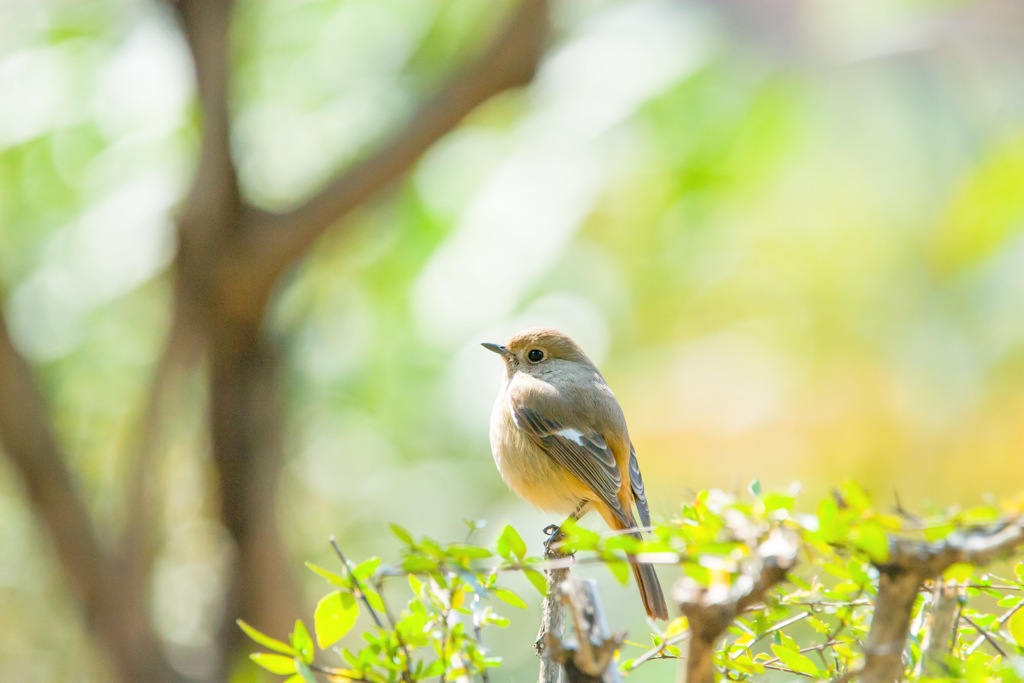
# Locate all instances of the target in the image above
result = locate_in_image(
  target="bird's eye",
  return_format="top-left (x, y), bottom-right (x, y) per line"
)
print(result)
top-left (527, 349), bottom-right (544, 363)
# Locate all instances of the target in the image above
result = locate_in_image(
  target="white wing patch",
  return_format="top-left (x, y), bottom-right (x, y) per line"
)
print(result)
top-left (557, 427), bottom-right (584, 444)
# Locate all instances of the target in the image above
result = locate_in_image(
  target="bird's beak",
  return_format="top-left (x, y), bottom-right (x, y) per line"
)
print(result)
top-left (481, 342), bottom-right (511, 358)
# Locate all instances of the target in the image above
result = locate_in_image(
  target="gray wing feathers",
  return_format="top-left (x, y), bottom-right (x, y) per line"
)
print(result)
top-left (512, 404), bottom-right (627, 524)
top-left (628, 443), bottom-right (650, 528)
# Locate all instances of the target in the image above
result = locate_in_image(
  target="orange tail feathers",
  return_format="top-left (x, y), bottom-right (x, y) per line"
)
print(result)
top-left (632, 558), bottom-right (668, 620)
top-left (600, 507), bottom-right (669, 620)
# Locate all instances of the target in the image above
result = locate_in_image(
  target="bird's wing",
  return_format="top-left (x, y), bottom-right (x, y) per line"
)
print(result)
top-left (628, 443), bottom-right (651, 528)
top-left (509, 400), bottom-right (628, 526)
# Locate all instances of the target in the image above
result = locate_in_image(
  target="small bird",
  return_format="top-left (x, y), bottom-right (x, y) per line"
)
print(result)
top-left (482, 327), bottom-right (668, 620)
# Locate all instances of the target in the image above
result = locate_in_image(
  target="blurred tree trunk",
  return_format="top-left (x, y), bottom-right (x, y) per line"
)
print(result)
top-left (0, 0), bottom-right (548, 680)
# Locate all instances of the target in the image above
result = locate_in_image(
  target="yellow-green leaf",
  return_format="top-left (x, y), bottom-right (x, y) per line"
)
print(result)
top-left (850, 520), bottom-right (890, 563)
top-left (305, 561), bottom-right (347, 587)
top-left (314, 591), bottom-right (359, 649)
top-left (237, 619), bottom-right (297, 656)
top-left (352, 557), bottom-right (381, 581)
top-left (523, 568), bottom-right (548, 596)
top-left (290, 620), bottom-right (313, 663)
top-left (497, 525), bottom-right (527, 561)
top-left (770, 644), bottom-right (822, 678)
top-left (1007, 605), bottom-right (1024, 647)
top-left (493, 587), bottom-right (527, 609)
top-left (249, 653), bottom-right (297, 675)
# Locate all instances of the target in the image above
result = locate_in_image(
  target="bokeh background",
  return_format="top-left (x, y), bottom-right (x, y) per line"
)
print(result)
top-left (2, 0), bottom-right (1024, 681)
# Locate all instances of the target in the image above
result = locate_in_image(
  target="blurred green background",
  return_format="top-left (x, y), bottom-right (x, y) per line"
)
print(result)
top-left (2, 0), bottom-right (1023, 680)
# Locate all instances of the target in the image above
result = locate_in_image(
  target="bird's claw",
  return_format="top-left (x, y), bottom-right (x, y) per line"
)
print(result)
top-left (543, 523), bottom-right (570, 556)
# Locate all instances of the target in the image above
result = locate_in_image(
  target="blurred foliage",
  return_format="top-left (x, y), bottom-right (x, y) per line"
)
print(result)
top-left (242, 485), bottom-right (1024, 682)
top-left (2, 0), bottom-right (1024, 680)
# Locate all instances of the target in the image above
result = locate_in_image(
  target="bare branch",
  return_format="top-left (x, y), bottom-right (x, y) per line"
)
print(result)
top-left (252, 0), bottom-right (549, 279)
top-left (861, 517), bottom-right (1024, 683)
top-left (544, 578), bottom-right (623, 683)
top-left (918, 581), bottom-right (963, 678)
top-left (674, 529), bottom-right (800, 683)
top-left (537, 527), bottom-right (570, 683)
top-left (0, 308), bottom-right (180, 681)
top-left (171, 0), bottom-right (241, 249)
top-left (0, 310), bottom-right (108, 622)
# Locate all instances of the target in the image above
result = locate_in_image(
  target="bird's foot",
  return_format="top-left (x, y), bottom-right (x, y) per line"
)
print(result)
top-left (543, 523), bottom-right (568, 557)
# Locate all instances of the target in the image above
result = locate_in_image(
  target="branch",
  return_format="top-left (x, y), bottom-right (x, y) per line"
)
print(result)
top-left (537, 528), bottom-right (571, 683)
top-left (543, 578), bottom-right (624, 683)
top-left (0, 309), bottom-right (109, 622)
top-left (674, 529), bottom-right (800, 683)
top-left (861, 517), bottom-right (1024, 683)
top-left (171, 0), bottom-right (241, 249)
top-left (251, 0), bottom-right (549, 279)
top-left (918, 581), bottom-right (963, 678)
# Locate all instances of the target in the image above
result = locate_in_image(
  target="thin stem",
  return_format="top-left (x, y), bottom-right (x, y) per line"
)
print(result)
top-left (331, 537), bottom-right (413, 683)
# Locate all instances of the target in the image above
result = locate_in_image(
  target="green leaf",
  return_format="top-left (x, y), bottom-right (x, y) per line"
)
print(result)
top-left (390, 523), bottom-right (415, 546)
top-left (606, 558), bottom-right (630, 585)
top-left (817, 496), bottom-right (841, 542)
top-left (497, 525), bottom-right (527, 561)
top-left (562, 520), bottom-right (600, 551)
top-left (1007, 605), bottom-right (1024, 647)
top-left (604, 534), bottom-right (640, 554)
top-left (305, 561), bottom-right (348, 587)
top-left (750, 480), bottom-right (762, 497)
top-left (402, 554), bottom-right (438, 573)
top-left (449, 543), bottom-right (493, 560)
top-left (523, 568), bottom-right (548, 595)
top-left (249, 653), bottom-right (297, 675)
top-left (362, 586), bottom-right (386, 613)
top-left (849, 520), bottom-right (890, 563)
top-left (313, 591), bottom-right (359, 649)
top-left (290, 620), bottom-right (313, 664)
top-left (493, 587), bottom-right (527, 609)
top-left (943, 563), bottom-right (974, 582)
top-left (770, 643), bottom-right (822, 678)
top-left (1015, 562), bottom-right (1024, 585)
top-left (352, 557), bottom-right (381, 581)
top-left (237, 619), bottom-right (297, 656)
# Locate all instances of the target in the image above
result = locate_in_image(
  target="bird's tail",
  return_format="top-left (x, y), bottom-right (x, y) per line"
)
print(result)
top-left (631, 556), bottom-right (668, 620)
top-left (602, 510), bottom-right (669, 620)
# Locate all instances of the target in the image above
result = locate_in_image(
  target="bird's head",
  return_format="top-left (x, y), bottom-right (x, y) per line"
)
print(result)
top-left (482, 327), bottom-right (595, 379)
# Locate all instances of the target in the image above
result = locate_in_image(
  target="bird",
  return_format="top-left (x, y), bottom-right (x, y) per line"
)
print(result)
top-left (482, 326), bottom-right (668, 620)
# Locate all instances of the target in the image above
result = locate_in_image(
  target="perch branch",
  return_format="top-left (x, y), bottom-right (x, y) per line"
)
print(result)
top-left (543, 577), bottom-right (624, 683)
top-left (537, 527), bottom-right (571, 683)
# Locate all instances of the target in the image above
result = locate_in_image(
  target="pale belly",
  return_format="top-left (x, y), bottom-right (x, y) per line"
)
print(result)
top-left (489, 396), bottom-right (590, 516)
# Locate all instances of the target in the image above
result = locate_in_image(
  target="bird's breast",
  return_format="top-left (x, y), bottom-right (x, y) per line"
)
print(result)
top-left (488, 391), bottom-right (589, 515)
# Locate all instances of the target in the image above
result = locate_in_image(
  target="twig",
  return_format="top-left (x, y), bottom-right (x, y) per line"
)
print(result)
top-left (331, 537), bottom-right (413, 683)
top-left (331, 537), bottom-right (386, 631)
top-left (960, 612), bottom-right (1008, 658)
top-left (964, 597), bottom-right (1024, 656)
